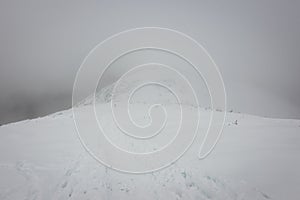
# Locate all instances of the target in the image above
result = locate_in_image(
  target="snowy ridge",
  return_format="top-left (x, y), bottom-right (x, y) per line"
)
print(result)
top-left (77, 75), bottom-right (209, 109)
top-left (0, 83), bottom-right (300, 199)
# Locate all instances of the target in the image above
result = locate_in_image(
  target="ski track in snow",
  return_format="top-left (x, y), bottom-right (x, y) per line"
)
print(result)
top-left (0, 158), bottom-right (272, 200)
top-left (0, 153), bottom-right (273, 200)
top-left (16, 161), bottom-right (42, 200)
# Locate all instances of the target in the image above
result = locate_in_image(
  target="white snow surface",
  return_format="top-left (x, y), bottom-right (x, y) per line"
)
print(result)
top-left (0, 83), bottom-right (300, 200)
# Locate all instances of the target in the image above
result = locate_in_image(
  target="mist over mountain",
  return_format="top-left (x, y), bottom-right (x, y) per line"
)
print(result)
top-left (1, 0), bottom-right (300, 124)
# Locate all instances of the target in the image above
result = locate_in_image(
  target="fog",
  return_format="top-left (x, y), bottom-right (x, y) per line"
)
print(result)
top-left (0, 0), bottom-right (300, 124)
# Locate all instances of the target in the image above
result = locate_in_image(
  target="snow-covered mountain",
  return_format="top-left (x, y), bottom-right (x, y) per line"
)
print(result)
top-left (0, 81), bottom-right (299, 200)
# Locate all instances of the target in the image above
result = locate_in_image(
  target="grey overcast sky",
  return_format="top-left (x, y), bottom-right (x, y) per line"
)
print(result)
top-left (0, 0), bottom-right (300, 124)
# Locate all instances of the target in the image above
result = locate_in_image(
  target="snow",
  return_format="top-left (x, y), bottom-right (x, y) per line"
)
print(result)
top-left (0, 84), bottom-right (299, 199)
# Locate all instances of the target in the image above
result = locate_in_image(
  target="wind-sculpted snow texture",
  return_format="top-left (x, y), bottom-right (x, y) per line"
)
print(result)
top-left (0, 85), bottom-right (299, 199)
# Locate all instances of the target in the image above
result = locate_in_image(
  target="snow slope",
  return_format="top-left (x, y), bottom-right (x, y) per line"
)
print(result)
top-left (0, 83), bottom-right (299, 199)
